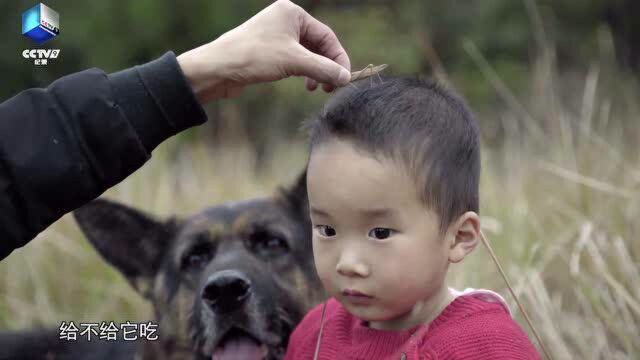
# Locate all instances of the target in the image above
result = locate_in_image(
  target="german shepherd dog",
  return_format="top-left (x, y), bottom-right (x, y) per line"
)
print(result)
top-left (0, 171), bottom-right (324, 360)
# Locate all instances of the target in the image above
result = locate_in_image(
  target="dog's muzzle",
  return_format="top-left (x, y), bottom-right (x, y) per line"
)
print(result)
top-left (201, 270), bottom-right (252, 314)
top-left (201, 270), bottom-right (270, 360)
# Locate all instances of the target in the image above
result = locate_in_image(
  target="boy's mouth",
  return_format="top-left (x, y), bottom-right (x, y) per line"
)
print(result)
top-left (342, 289), bottom-right (373, 298)
top-left (342, 289), bottom-right (375, 305)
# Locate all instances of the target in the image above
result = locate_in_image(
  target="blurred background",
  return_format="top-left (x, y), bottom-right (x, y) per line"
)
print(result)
top-left (1, 0), bottom-right (639, 358)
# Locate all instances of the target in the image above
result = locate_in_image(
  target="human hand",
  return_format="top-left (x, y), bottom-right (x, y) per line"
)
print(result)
top-left (177, 0), bottom-right (351, 102)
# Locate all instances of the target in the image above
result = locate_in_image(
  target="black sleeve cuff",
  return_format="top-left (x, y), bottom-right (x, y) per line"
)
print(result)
top-left (107, 51), bottom-right (208, 152)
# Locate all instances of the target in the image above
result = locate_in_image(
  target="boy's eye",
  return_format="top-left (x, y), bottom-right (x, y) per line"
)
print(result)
top-left (315, 225), bottom-right (336, 237)
top-left (368, 227), bottom-right (395, 240)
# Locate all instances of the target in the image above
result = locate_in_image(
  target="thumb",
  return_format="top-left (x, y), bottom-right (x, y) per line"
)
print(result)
top-left (293, 44), bottom-right (351, 87)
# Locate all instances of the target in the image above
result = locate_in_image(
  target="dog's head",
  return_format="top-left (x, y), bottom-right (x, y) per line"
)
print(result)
top-left (73, 171), bottom-right (323, 360)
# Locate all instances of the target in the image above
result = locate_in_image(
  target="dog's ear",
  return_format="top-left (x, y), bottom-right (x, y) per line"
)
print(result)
top-left (73, 198), bottom-right (176, 297)
top-left (278, 168), bottom-right (308, 215)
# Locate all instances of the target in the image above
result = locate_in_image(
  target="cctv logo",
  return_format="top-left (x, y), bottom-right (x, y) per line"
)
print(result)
top-left (22, 3), bottom-right (60, 44)
top-left (22, 49), bottom-right (60, 58)
top-left (22, 49), bottom-right (60, 66)
top-left (21, 3), bottom-right (61, 66)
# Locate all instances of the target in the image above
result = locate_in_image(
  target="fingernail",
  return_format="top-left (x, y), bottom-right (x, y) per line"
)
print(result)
top-left (338, 68), bottom-right (351, 86)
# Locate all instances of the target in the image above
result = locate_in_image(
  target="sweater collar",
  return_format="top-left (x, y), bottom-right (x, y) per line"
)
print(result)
top-left (331, 294), bottom-right (502, 359)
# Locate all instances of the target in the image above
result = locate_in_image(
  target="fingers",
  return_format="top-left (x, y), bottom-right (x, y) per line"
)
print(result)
top-left (299, 11), bottom-right (351, 72)
top-left (297, 5), bottom-right (350, 91)
top-left (305, 78), bottom-right (336, 93)
top-left (322, 83), bottom-right (335, 92)
top-left (295, 44), bottom-right (351, 88)
top-left (306, 77), bottom-right (319, 91)
top-left (305, 78), bottom-right (339, 93)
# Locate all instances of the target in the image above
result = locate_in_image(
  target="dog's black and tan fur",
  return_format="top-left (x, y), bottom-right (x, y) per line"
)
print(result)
top-left (0, 171), bottom-right (325, 360)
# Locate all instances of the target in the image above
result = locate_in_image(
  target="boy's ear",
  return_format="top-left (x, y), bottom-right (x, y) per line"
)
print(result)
top-left (447, 211), bottom-right (480, 263)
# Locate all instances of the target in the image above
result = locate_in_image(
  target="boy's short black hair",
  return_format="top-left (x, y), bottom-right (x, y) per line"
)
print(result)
top-left (304, 76), bottom-right (480, 234)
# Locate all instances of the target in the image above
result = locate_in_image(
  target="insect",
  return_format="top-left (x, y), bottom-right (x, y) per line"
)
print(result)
top-left (345, 63), bottom-right (388, 89)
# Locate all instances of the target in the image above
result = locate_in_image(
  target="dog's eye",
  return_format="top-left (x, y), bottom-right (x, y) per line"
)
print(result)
top-left (247, 231), bottom-right (290, 257)
top-left (181, 243), bottom-right (213, 271)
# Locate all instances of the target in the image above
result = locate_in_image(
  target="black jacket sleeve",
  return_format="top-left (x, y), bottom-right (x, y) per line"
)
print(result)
top-left (0, 51), bottom-right (207, 261)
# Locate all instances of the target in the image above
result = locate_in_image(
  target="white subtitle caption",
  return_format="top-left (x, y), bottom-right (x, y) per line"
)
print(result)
top-left (59, 321), bottom-right (159, 341)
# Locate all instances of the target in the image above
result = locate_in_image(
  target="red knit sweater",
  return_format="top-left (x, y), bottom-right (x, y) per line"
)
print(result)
top-left (284, 293), bottom-right (541, 360)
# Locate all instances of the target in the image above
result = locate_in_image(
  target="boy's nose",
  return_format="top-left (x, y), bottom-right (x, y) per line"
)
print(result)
top-left (336, 253), bottom-right (370, 278)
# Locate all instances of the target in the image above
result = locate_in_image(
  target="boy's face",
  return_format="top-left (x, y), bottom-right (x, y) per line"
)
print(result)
top-left (307, 139), bottom-right (462, 330)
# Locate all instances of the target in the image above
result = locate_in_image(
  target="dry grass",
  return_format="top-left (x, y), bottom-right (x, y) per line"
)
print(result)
top-left (0, 41), bottom-right (638, 360)
top-left (450, 33), bottom-right (639, 359)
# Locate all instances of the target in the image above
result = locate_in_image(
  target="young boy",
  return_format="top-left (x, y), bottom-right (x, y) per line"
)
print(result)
top-left (284, 76), bottom-right (541, 359)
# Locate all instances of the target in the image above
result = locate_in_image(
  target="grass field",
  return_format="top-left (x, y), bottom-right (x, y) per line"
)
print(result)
top-left (0, 48), bottom-right (638, 359)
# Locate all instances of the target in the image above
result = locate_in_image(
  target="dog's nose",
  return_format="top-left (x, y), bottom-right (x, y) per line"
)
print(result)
top-left (201, 270), bottom-right (252, 313)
